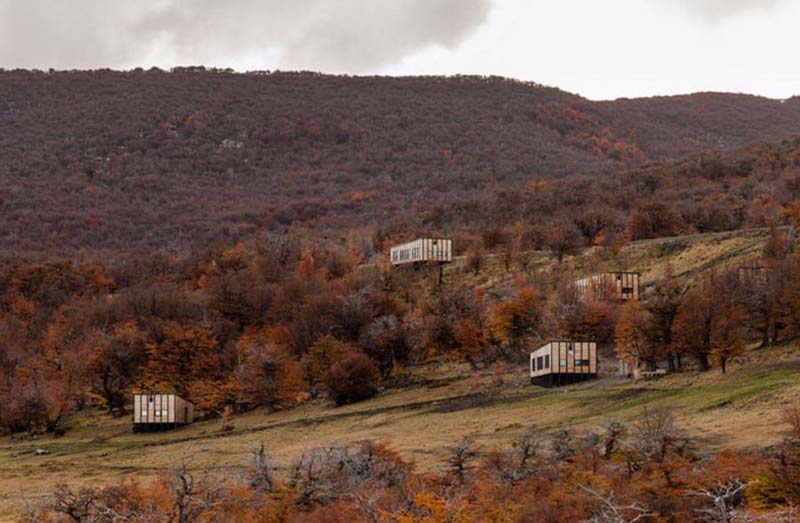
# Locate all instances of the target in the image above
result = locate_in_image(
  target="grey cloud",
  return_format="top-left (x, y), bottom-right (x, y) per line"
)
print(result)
top-left (0, 0), bottom-right (491, 71)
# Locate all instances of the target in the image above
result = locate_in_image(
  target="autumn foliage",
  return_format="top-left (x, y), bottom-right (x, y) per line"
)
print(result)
top-left (1, 233), bottom-right (800, 435)
top-left (5, 69), bottom-right (800, 521)
top-left (33, 408), bottom-right (800, 522)
top-left (3, 71), bottom-right (800, 261)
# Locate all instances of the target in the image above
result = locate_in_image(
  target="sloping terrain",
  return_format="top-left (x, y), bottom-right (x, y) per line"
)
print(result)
top-left (0, 228), bottom-right (786, 519)
top-left (2, 70), bottom-right (800, 258)
top-left (2, 341), bottom-right (797, 519)
top-left (440, 227), bottom-right (774, 293)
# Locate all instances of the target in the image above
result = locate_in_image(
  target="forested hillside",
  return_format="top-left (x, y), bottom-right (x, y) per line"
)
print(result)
top-left (5, 70), bottom-right (800, 520)
top-left (2, 69), bottom-right (800, 258)
top-left (4, 230), bottom-right (800, 522)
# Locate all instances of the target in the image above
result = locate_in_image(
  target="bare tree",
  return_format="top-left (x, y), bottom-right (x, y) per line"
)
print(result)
top-left (289, 441), bottom-right (411, 508)
top-left (47, 483), bottom-right (151, 523)
top-left (581, 485), bottom-right (652, 523)
top-left (49, 485), bottom-right (94, 522)
top-left (690, 478), bottom-right (749, 523)
top-left (633, 407), bottom-right (690, 464)
top-left (603, 420), bottom-right (628, 460)
top-left (446, 436), bottom-right (480, 483)
top-left (168, 461), bottom-right (223, 523)
top-left (247, 442), bottom-right (275, 493)
top-left (514, 425), bottom-right (542, 469)
top-left (543, 222), bottom-right (583, 263)
top-left (486, 425), bottom-right (544, 485)
top-left (289, 448), bottom-right (336, 507)
top-left (552, 429), bottom-right (577, 462)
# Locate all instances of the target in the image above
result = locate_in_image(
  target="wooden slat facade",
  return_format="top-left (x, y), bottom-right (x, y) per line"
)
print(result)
top-left (737, 265), bottom-right (772, 286)
top-left (529, 341), bottom-right (597, 387)
top-left (133, 393), bottom-right (194, 431)
top-left (390, 238), bottom-right (452, 266)
top-left (574, 272), bottom-right (640, 302)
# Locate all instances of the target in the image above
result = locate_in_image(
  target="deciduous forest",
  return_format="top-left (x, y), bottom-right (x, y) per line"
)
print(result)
top-left (3, 70), bottom-right (800, 521)
top-left (2, 70), bottom-right (800, 259)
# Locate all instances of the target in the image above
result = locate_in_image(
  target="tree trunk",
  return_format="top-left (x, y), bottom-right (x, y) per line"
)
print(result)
top-left (760, 315), bottom-right (771, 348)
top-left (698, 353), bottom-right (711, 371)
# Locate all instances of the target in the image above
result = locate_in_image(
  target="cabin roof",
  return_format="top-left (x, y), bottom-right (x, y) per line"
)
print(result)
top-left (133, 392), bottom-right (193, 403)
top-left (531, 339), bottom-right (597, 353)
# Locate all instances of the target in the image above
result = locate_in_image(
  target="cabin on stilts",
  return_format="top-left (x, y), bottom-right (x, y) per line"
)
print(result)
top-left (390, 238), bottom-right (452, 267)
top-left (574, 272), bottom-right (640, 302)
top-left (390, 238), bottom-right (452, 284)
top-left (133, 393), bottom-right (195, 432)
top-left (737, 261), bottom-right (778, 287)
top-left (530, 340), bottom-right (598, 387)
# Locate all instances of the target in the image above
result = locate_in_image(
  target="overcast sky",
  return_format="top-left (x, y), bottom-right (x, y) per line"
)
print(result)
top-left (1, 0), bottom-right (798, 100)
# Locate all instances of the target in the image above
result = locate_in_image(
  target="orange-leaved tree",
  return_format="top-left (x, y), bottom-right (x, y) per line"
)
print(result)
top-left (453, 318), bottom-right (484, 367)
top-left (486, 288), bottom-right (545, 360)
top-left (674, 273), bottom-right (744, 372)
top-left (615, 301), bottom-right (660, 371)
top-left (303, 335), bottom-right (355, 393)
top-left (227, 328), bottom-right (305, 411)
top-left (323, 351), bottom-right (380, 406)
top-left (85, 321), bottom-right (147, 416)
top-left (141, 321), bottom-right (220, 402)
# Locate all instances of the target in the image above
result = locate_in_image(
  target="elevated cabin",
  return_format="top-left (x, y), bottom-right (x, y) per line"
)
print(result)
top-left (530, 340), bottom-right (597, 387)
top-left (133, 393), bottom-right (194, 432)
top-left (390, 238), bottom-right (452, 266)
top-left (574, 272), bottom-right (640, 302)
top-left (737, 263), bottom-right (776, 287)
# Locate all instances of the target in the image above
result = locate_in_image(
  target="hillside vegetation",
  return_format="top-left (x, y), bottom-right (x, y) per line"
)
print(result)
top-left (3, 341), bottom-right (800, 519)
top-left (2, 70), bottom-right (800, 258)
top-left (3, 228), bottom-right (800, 520)
top-left (3, 71), bottom-right (800, 521)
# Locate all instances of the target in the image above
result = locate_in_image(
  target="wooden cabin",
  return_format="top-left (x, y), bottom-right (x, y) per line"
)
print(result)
top-left (133, 393), bottom-right (195, 432)
top-left (574, 272), bottom-right (640, 302)
top-left (530, 340), bottom-right (598, 387)
top-left (737, 263), bottom-right (776, 286)
top-left (390, 238), bottom-right (452, 266)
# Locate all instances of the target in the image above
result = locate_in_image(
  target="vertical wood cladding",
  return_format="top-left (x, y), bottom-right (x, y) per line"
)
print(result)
top-left (390, 239), bottom-right (452, 265)
top-left (133, 393), bottom-right (195, 431)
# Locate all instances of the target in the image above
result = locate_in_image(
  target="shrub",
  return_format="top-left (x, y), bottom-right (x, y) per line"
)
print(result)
top-left (323, 352), bottom-right (380, 406)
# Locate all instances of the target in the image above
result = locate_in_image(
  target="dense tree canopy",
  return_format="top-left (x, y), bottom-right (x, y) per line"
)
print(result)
top-left (2, 70), bottom-right (800, 259)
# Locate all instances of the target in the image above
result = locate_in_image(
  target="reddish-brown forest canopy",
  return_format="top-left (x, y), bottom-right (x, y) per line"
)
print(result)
top-left (4, 69), bottom-right (800, 521)
top-left (2, 69), bottom-right (800, 259)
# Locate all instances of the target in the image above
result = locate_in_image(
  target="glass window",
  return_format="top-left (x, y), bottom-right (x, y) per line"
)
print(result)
top-left (560, 359), bottom-right (567, 367)
top-left (141, 410), bottom-right (148, 417)
top-left (537, 356), bottom-right (543, 371)
top-left (544, 355), bottom-right (550, 368)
